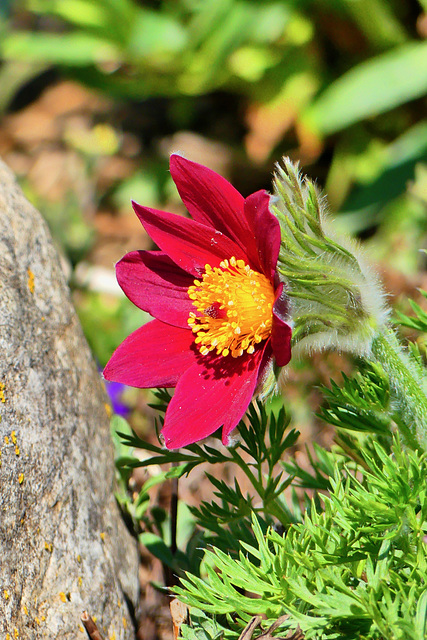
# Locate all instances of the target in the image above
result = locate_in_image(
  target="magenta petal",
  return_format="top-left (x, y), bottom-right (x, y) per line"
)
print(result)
top-left (161, 347), bottom-right (266, 449)
top-left (132, 201), bottom-right (246, 277)
top-left (244, 190), bottom-right (281, 279)
top-left (103, 320), bottom-right (197, 388)
top-left (271, 316), bottom-right (292, 367)
top-left (116, 251), bottom-right (194, 328)
top-left (170, 154), bottom-right (260, 263)
top-left (271, 284), bottom-right (292, 367)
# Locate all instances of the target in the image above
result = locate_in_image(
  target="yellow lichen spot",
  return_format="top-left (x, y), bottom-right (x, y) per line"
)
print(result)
top-left (4, 589), bottom-right (9, 600)
top-left (11, 431), bottom-right (17, 444)
top-left (77, 554), bottom-right (82, 563)
top-left (79, 626), bottom-right (85, 633)
top-left (0, 383), bottom-right (5, 403)
top-left (100, 532), bottom-right (106, 542)
top-left (14, 628), bottom-right (19, 638)
top-left (35, 618), bottom-right (40, 625)
top-left (122, 617), bottom-right (127, 629)
top-left (59, 592), bottom-right (67, 603)
top-left (41, 317), bottom-right (45, 321)
top-left (117, 599), bottom-right (121, 608)
top-left (78, 576), bottom-right (82, 587)
top-left (15, 446), bottom-right (20, 456)
top-left (18, 474), bottom-right (24, 485)
top-left (104, 403), bottom-right (112, 418)
top-left (44, 542), bottom-right (52, 553)
top-left (110, 633), bottom-right (116, 640)
top-left (23, 605), bottom-right (28, 615)
top-left (6, 634), bottom-right (10, 640)
top-left (4, 435), bottom-right (9, 445)
top-left (27, 268), bottom-right (35, 294)
top-left (92, 616), bottom-right (97, 622)
top-left (41, 616), bottom-right (45, 622)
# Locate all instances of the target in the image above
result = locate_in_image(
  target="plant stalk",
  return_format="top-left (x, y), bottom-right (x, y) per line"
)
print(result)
top-left (371, 327), bottom-right (427, 452)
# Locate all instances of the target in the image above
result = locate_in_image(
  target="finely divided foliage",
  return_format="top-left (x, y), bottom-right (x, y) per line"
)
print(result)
top-left (175, 436), bottom-right (427, 640)
top-left (114, 367), bottom-right (427, 639)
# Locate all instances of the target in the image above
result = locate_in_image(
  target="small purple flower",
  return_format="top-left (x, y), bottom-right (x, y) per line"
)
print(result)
top-left (104, 378), bottom-right (130, 418)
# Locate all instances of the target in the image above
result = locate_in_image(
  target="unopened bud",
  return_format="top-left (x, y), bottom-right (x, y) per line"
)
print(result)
top-left (271, 158), bottom-right (389, 358)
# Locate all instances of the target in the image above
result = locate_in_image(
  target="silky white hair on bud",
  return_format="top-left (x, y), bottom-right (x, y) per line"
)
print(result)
top-left (272, 157), bottom-right (390, 360)
top-left (292, 218), bottom-right (390, 358)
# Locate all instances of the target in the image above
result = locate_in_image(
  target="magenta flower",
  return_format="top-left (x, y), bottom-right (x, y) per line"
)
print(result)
top-left (104, 155), bottom-right (292, 449)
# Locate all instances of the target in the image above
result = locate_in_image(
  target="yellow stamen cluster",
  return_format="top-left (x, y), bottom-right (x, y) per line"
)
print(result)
top-left (188, 256), bottom-right (275, 358)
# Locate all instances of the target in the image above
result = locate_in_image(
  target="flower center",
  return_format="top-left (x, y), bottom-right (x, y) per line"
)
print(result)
top-left (187, 256), bottom-right (275, 358)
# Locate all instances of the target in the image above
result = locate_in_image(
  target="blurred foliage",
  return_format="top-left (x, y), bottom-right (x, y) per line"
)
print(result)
top-left (3, 0), bottom-right (314, 98)
top-left (1, 0), bottom-right (426, 257)
top-left (1, 0), bottom-right (427, 366)
top-left (74, 291), bottom-right (149, 366)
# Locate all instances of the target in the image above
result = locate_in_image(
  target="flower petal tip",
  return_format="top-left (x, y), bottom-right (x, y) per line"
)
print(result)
top-left (158, 431), bottom-right (168, 449)
top-left (222, 432), bottom-right (239, 448)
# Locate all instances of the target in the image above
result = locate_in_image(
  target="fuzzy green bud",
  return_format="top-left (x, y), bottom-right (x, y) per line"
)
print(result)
top-left (271, 158), bottom-right (389, 358)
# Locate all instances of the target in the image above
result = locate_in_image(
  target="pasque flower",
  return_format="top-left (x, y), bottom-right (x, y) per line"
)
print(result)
top-left (104, 155), bottom-right (292, 449)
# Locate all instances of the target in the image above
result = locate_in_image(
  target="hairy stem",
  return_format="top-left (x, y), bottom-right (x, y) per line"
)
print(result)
top-left (371, 328), bottom-right (427, 452)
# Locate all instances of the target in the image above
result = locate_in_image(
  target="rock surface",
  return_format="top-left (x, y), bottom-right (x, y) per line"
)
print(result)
top-left (0, 159), bottom-right (139, 639)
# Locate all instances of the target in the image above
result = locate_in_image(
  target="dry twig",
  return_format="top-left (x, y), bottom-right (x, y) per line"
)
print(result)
top-left (170, 598), bottom-right (189, 640)
top-left (238, 617), bottom-right (262, 640)
top-left (238, 615), bottom-right (304, 640)
top-left (81, 611), bottom-right (105, 640)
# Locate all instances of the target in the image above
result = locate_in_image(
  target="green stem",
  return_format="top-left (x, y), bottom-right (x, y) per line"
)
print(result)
top-left (230, 449), bottom-right (293, 526)
top-left (371, 327), bottom-right (427, 452)
top-left (230, 449), bottom-right (261, 492)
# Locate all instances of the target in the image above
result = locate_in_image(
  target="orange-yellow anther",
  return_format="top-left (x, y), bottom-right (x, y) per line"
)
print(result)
top-left (187, 256), bottom-right (275, 358)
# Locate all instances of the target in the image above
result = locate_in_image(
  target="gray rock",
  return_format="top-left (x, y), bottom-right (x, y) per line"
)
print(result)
top-left (0, 159), bottom-right (138, 639)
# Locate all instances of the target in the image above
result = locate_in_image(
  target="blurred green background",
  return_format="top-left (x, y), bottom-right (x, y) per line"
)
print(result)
top-left (1, 0), bottom-right (427, 370)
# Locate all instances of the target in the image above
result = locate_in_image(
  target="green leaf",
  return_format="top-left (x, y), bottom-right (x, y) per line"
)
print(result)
top-left (396, 290), bottom-right (427, 333)
top-left (180, 607), bottom-right (225, 640)
top-left (340, 0), bottom-right (407, 49)
top-left (0, 60), bottom-right (48, 113)
top-left (1, 32), bottom-right (120, 65)
top-left (28, 0), bottom-right (108, 29)
top-left (127, 9), bottom-right (187, 59)
top-left (110, 415), bottom-right (133, 449)
top-left (305, 41), bottom-right (427, 135)
top-left (415, 589), bottom-right (427, 638)
top-left (338, 121), bottom-right (427, 225)
top-left (139, 532), bottom-right (175, 567)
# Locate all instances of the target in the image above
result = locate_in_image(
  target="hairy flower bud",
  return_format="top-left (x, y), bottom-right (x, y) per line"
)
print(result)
top-left (271, 158), bottom-right (389, 358)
